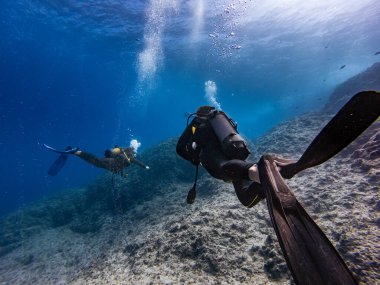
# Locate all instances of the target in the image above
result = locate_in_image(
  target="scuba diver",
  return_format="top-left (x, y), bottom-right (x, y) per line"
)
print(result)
top-left (176, 91), bottom-right (380, 285)
top-left (44, 144), bottom-right (149, 176)
top-left (177, 105), bottom-right (264, 207)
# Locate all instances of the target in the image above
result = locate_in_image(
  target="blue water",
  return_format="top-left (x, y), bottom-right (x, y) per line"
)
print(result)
top-left (1, 0), bottom-right (379, 216)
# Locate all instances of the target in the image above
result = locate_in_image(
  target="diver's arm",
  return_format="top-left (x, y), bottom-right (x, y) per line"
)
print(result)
top-left (232, 179), bottom-right (265, 208)
top-left (221, 159), bottom-right (261, 183)
top-left (130, 157), bottom-right (149, 169)
top-left (74, 150), bottom-right (114, 170)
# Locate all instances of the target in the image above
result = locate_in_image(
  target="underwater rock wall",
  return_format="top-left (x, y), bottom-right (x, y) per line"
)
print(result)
top-left (324, 61), bottom-right (380, 114)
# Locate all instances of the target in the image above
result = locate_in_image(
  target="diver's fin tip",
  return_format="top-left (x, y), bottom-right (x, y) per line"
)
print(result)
top-left (47, 154), bottom-right (69, 176)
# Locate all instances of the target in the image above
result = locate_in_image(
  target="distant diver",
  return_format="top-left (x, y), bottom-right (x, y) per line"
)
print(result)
top-left (44, 144), bottom-right (149, 176)
top-left (176, 90), bottom-right (380, 285)
top-left (339, 64), bottom-right (346, 69)
top-left (375, 51), bottom-right (380, 55)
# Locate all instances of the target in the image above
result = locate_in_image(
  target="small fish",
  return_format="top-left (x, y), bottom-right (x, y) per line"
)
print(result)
top-left (374, 51), bottom-right (380, 55)
top-left (339, 65), bottom-right (346, 70)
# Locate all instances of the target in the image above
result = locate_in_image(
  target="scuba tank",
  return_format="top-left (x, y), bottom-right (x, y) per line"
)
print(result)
top-left (176, 106), bottom-right (250, 204)
top-left (177, 106), bottom-right (250, 163)
top-left (207, 110), bottom-right (250, 160)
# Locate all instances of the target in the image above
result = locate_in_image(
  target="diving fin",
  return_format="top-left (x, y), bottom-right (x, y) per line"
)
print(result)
top-left (281, 90), bottom-right (380, 178)
top-left (258, 155), bottom-right (357, 285)
top-left (48, 154), bottom-right (68, 176)
top-left (44, 144), bottom-right (79, 154)
top-left (45, 145), bottom-right (77, 176)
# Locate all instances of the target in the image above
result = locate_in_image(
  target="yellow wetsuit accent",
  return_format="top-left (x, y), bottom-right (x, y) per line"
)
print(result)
top-left (247, 194), bottom-right (260, 208)
top-left (121, 149), bottom-right (131, 163)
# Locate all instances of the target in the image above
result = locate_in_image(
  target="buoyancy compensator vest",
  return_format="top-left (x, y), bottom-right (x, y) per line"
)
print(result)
top-left (176, 107), bottom-right (251, 204)
top-left (176, 117), bottom-right (202, 166)
top-left (177, 106), bottom-right (250, 162)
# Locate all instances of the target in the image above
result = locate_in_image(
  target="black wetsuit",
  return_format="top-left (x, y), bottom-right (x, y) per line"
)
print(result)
top-left (76, 147), bottom-right (147, 174)
top-left (178, 116), bottom-right (265, 207)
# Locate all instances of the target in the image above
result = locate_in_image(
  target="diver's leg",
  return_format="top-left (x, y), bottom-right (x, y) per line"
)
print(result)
top-left (281, 91), bottom-right (380, 178)
top-left (221, 159), bottom-right (253, 180)
top-left (232, 180), bottom-right (265, 208)
top-left (247, 163), bottom-right (261, 183)
top-left (75, 151), bottom-right (113, 170)
top-left (258, 154), bottom-right (357, 285)
top-left (199, 146), bottom-right (232, 180)
top-left (221, 159), bottom-right (262, 183)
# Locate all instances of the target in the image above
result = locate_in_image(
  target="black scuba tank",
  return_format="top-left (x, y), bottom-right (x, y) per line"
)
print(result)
top-left (207, 110), bottom-right (250, 160)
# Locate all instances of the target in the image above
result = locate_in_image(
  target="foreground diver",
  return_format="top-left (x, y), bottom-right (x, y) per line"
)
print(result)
top-left (176, 91), bottom-right (380, 285)
top-left (44, 144), bottom-right (149, 176)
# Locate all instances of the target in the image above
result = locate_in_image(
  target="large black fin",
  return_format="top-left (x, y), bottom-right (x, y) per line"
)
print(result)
top-left (281, 90), bottom-right (379, 178)
top-left (258, 155), bottom-right (357, 285)
top-left (47, 154), bottom-right (68, 176)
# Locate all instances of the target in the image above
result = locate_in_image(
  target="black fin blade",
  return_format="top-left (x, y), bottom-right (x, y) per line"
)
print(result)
top-left (259, 155), bottom-right (357, 285)
top-left (282, 90), bottom-right (380, 178)
top-left (48, 154), bottom-right (68, 176)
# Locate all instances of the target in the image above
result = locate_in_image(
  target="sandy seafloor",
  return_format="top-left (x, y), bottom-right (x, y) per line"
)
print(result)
top-left (0, 64), bottom-right (379, 284)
